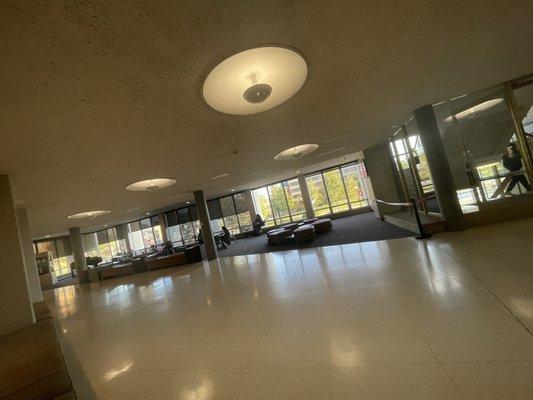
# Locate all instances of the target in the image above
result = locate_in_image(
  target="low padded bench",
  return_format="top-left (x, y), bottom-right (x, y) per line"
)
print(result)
top-left (146, 252), bottom-right (186, 271)
top-left (293, 224), bottom-right (316, 242)
top-left (0, 305), bottom-right (76, 400)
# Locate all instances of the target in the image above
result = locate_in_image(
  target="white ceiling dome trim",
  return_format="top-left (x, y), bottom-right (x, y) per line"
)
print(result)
top-left (202, 46), bottom-right (308, 115)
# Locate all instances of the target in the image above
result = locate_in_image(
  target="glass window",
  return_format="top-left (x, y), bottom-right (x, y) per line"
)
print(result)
top-left (140, 218), bottom-right (156, 249)
top-left (36, 241), bottom-right (57, 258)
top-left (341, 164), bottom-right (368, 209)
top-left (323, 168), bottom-right (350, 213)
top-left (168, 225), bottom-right (183, 245)
top-left (306, 173), bottom-right (331, 216)
top-left (128, 221), bottom-right (145, 254)
top-left (223, 215), bottom-right (240, 234)
top-left (220, 196), bottom-right (236, 217)
top-left (34, 238), bottom-right (73, 278)
top-left (237, 211), bottom-right (252, 230)
top-left (252, 187), bottom-right (274, 226)
top-left (305, 163), bottom-right (369, 217)
top-left (181, 222), bottom-right (196, 245)
top-left (233, 192), bottom-right (248, 214)
top-left (434, 83), bottom-right (530, 210)
top-left (268, 183), bottom-right (291, 224)
top-left (283, 179), bottom-right (305, 221)
top-left (82, 233), bottom-right (99, 258)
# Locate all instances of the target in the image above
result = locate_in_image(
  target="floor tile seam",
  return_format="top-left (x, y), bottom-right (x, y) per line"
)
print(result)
top-left (71, 358), bottom-right (533, 375)
top-left (401, 310), bottom-right (467, 400)
top-left (437, 245), bottom-right (533, 336)
top-left (439, 361), bottom-right (468, 400)
top-left (440, 359), bottom-right (533, 366)
top-left (243, 326), bottom-right (267, 370)
top-left (242, 361), bottom-right (445, 369)
top-left (68, 366), bottom-right (249, 374)
top-left (265, 282), bottom-right (393, 300)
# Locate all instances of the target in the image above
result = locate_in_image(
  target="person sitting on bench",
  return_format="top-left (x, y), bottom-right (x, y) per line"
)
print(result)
top-left (221, 226), bottom-right (232, 246)
top-left (252, 214), bottom-right (265, 236)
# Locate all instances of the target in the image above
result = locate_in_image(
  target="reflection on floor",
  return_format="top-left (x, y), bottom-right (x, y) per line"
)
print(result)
top-left (215, 211), bottom-right (413, 257)
top-left (45, 218), bottom-right (533, 399)
top-left (42, 275), bottom-right (78, 291)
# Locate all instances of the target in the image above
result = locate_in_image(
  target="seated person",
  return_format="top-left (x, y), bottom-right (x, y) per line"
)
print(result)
top-left (221, 226), bottom-right (232, 246)
top-left (252, 214), bottom-right (265, 235)
top-left (197, 228), bottom-right (204, 244)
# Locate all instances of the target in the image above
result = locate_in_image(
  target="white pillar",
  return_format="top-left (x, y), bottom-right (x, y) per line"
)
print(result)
top-left (17, 208), bottom-right (43, 302)
top-left (243, 189), bottom-right (257, 221)
top-left (158, 214), bottom-right (169, 243)
top-left (298, 175), bottom-right (315, 219)
top-left (69, 227), bottom-right (89, 283)
top-left (194, 190), bottom-right (218, 261)
top-left (0, 175), bottom-right (35, 335)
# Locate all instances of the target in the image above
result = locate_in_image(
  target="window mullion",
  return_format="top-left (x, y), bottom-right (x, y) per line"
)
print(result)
top-left (321, 171), bottom-right (333, 214)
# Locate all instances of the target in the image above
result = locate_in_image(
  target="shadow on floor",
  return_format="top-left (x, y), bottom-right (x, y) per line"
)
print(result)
top-left (210, 211), bottom-right (414, 257)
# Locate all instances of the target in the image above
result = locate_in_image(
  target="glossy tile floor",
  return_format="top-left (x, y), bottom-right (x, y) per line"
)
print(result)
top-left (45, 218), bottom-right (533, 399)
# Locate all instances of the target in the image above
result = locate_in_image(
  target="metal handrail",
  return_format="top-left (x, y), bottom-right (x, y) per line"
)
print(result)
top-left (374, 197), bottom-right (432, 240)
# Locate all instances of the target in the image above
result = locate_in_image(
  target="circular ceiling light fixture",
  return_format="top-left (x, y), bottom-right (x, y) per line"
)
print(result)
top-left (202, 46), bottom-right (308, 115)
top-left (67, 210), bottom-right (110, 219)
top-left (445, 98), bottom-right (503, 122)
top-left (274, 144), bottom-right (319, 161)
top-left (125, 178), bottom-right (176, 192)
top-left (211, 173), bottom-right (230, 180)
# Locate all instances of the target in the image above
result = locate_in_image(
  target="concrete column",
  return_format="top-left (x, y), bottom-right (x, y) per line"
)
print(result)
top-left (17, 208), bottom-right (43, 303)
top-left (158, 214), bottom-right (169, 243)
top-left (116, 223), bottom-right (131, 252)
top-left (298, 175), bottom-right (315, 219)
top-left (68, 227), bottom-right (89, 283)
top-left (194, 190), bottom-right (218, 261)
top-left (414, 105), bottom-right (466, 230)
top-left (0, 175), bottom-right (35, 335)
top-left (243, 189), bottom-right (257, 221)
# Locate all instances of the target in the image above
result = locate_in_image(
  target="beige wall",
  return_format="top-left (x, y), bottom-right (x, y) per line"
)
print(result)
top-left (0, 176), bottom-right (35, 336)
top-left (363, 143), bottom-right (401, 216)
top-left (17, 208), bottom-right (43, 303)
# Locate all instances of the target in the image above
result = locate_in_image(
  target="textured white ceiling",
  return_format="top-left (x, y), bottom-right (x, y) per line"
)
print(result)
top-left (1, 0), bottom-right (532, 238)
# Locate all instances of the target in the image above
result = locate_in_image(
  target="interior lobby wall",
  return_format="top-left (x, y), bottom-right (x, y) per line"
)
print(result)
top-left (364, 143), bottom-right (401, 216)
top-left (0, 176), bottom-right (35, 335)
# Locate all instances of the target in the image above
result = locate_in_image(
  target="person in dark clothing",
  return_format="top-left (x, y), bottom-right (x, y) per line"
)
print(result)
top-left (221, 226), bottom-right (232, 246)
top-left (197, 228), bottom-right (204, 244)
top-left (502, 144), bottom-right (532, 194)
top-left (252, 214), bottom-right (265, 236)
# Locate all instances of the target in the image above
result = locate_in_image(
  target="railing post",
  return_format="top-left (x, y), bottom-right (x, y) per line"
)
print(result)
top-left (411, 197), bottom-right (432, 240)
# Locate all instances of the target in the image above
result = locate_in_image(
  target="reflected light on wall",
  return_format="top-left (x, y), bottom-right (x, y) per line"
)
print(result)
top-left (444, 98), bottom-right (504, 122)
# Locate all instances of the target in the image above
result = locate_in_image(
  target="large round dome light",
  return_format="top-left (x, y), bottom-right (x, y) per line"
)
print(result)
top-left (202, 46), bottom-right (308, 115)
top-left (125, 178), bottom-right (176, 192)
top-left (274, 144), bottom-right (319, 161)
top-left (67, 210), bottom-right (110, 219)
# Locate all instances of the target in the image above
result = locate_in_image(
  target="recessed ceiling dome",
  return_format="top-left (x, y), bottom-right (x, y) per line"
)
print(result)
top-left (202, 46), bottom-right (308, 115)
top-left (274, 144), bottom-right (319, 161)
top-left (67, 210), bottom-right (110, 219)
top-left (125, 178), bottom-right (176, 192)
